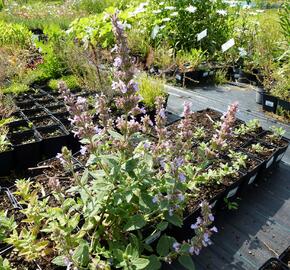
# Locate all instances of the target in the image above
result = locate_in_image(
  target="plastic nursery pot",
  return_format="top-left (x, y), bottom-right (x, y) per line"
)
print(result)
top-left (259, 258), bottom-right (289, 270)
top-left (16, 100), bottom-right (39, 111)
top-left (262, 94), bottom-right (278, 113)
top-left (0, 148), bottom-right (13, 176)
top-left (238, 153), bottom-right (264, 193)
top-left (242, 141), bottom-right (278, 180)
top-left (280, 246), bottom-right (290, 268)
top-left (35, 98), bottom-right (56, 107)
top-left (257, 131), bottom-right (290, 165)
top-left (8, 130), bottom-right (41, 170)
top-left (37, 125), bottom-right (70, 159)
top-left (45, 104), bottom-right (68, 114)
top-left (165, 112), bottom-right (182, 127)
top-left (256, 87), bottom-right (265, 105)
top-left (21, 107), bottom-right (49, 118)
top-left (278, 99), bottom-right (290, 112)
top-left (8, 119), bottom-right (32, 134)
top-left (27, 115), bottom-right (59, 129)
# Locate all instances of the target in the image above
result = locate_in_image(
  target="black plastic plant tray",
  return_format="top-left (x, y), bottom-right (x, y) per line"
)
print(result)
top-left (257, 131), bottom-right (290, 165)
top-left (280, 246), bottom-right (290, 268)
top-left (238, 153), bottom-right (264, 192)
top-left (45, 104), bottom-right (67, 114)
top-left (35, 98), bottom-right (55, 106)
top-left (28, 115), bottom-right (59, 129)
top-left (0, 149), bottom-right (13, 176)
top-left (242, 140), bottom-right (278, 175)
top-left (8, 119), bottom-right (32, 134)
top-left (259, 258), bottom-right (289, 270)
top-left (37, 125), bottom-right (70, 159)
top-left (8, 130), bottom-right (41, 169)
top-left (21, 107), bottom-right (49, 118)
top-left (17, 100), bottom-right (38, 110)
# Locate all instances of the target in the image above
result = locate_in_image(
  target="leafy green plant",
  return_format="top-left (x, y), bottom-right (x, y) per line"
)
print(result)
top-left (0, 21), bottom-right (32, 48)
top-left (224, 198), bottom-right (239, 210)
top-left (234, 119), bottom-right (261, 136)
top-left (193, 127), bottom-right (206, 141)
top-left (268, 126), bottom-right (286, 141)
top-left (48, 75), bottom-right (80, 91)
top-left (0, 256), bottom-right (13, 270)
top-left (214, 69), bottom-right (228, 85)
top-left (0, 126), bottom-right (11, 153)
top-left (137, 73), bottom-right (167, 109)
top-left (1, 82), bottom-right (29, 95)
top-left (0, 210), bottom-right (17, 243)
top-left (251, 143), bottom-right (266, 154)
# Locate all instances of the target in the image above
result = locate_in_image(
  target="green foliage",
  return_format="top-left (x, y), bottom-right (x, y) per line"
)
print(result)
top-left (0, 256), bottom-right (13, 270)
top-left (214, 69), bottom-right (228, 85)
top-left (35, 25), bottom-right (66, 79)
top-left (137, 73), bottom-right (167, 109)
top-left (48, 75), bottom-right (80, 91)
top-left (279, 2), bottom-right (290, 42)
top-left (1, 82), bottom-right (29, 95)
top-left (0, 20), bottom-right (32, 48)
top-left (144, 0), bottom-right (234, 53)
top-left (0, 126), bottom-right (11, 152)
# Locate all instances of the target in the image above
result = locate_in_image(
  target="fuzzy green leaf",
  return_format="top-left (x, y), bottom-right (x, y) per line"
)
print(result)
top-left (178, 255), bottom-right (195, 270)
top-left (124, 215), bottom-right (146, 232)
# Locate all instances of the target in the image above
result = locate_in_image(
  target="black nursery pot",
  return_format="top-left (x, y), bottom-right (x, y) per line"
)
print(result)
top-left (8, 119), bottom-right (32, 134)
top-left (238, 154), bottom-right (264, 193)
top-left (28, 115), bottom-right (59, 129)
top-left (278, 99), bottom-right (290, 112)
top-left (257, 131), bottom-right (290, 165)
top-left (259, 258), bottom-right (289, 270)
top-left (262, 94), bottom-right (278, 113)
top-left (9, 130), bottom-right (41, 170)
top-left (280, 246), bottom-right (290, 267)
top-left (38, 125), bottom-right (70, 159)
top-left (21, 108), bottom-right (48, 118)
top-left (0, 149), bottom-right (13, 176)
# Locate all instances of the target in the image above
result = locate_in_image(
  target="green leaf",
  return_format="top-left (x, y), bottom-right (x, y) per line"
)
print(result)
top-left (178, 255), bottom-right (195, 270)
top-left (131, 257), bottom-right (150, 270)
top-left (72, 242), bottom-right (90, 267)
top-left (124, 215), bottom-right (146, 232)
top-left (145, 255), bottom-right (161, 270)
top-left (156, 221), bottom-right (168, 232)
top-left (156, 235), bottom-right (170, 256)
top-left (52, 256), bottom-right (67, 266)
top-left (165, 213), bottom-right (182, 227)
top-left (145, 231), bottom-right (161, 245)
top-left (108, 130), bottom-right (124, 140)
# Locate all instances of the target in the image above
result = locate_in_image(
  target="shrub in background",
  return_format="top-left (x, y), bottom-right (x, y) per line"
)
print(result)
top-left (48, 75), bottom-right (80, 91)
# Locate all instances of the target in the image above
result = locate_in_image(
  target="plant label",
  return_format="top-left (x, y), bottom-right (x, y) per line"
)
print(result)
top-left (266, 156), bottom-right (274, 169)
top-left (222, 38), bottom-right (235, 52)
top-left (203, 72), bottom-right (209, 77)
top-left (276, 153), bottom-right (284, 162)
top-left (197, 29), bottom-right (207, 41)
top-left (265, 100), bottom-right (274, 107)
top-left (248, 173), bottom-right (258, 185)
top-left (176, 74), bottom-right (182, 81)
top-left (226, 186), bottom-right (238, 198)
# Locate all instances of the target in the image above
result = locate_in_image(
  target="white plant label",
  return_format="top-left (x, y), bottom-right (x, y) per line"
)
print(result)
top-left (248, 173), bottom-right (258, 185)
top-left (203, 72), bottom-right (209, 77)
top-left (227, 186), bottom-right (238, 198)
top-left (176, 74), bottom-right (182, 81)
top-left (266, 156), bottom-right (275, 169)
top-left (265, 100), bottom-right (274, 107)
top-left (222, 38), bottom-right (235, 52)
top-left (197, 29), bottom-right (207, 41)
